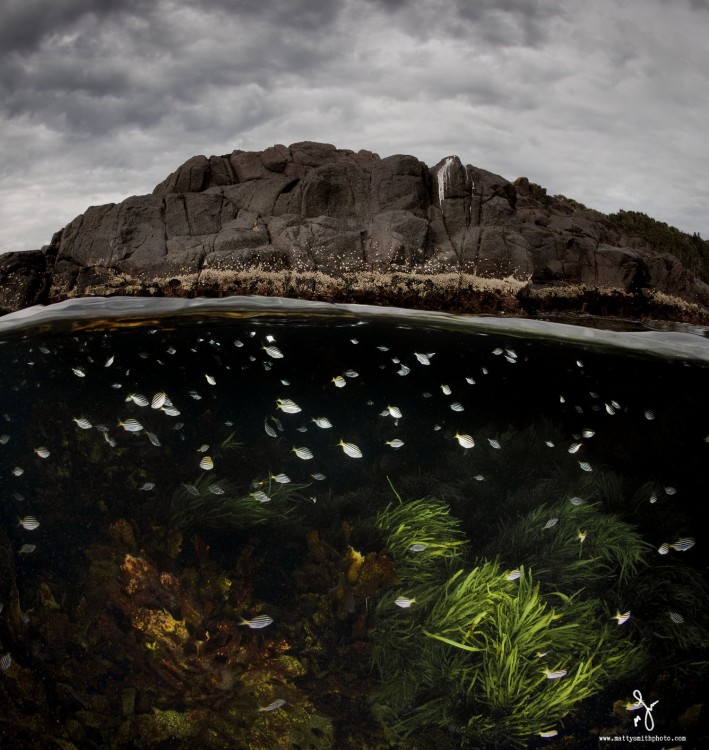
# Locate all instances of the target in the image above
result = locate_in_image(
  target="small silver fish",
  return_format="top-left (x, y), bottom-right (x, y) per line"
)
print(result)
top-left (34, 446), bottom-right (51, 458)
top-left (183, 484), bottom-right (200, 496)
top-left (264, 421), bottom-right (277, 438)
top-left (397, 365), bottom-right (411, 376)
top-left (276, 398), bottom-right (301, 414)
top-left (271, 473), bottom-right (291, 484)
top-left (664, 486), bottom-right (677, 496)
top-left (146, 432), bottom-right (161, 447)
top-left (350, 338), bottom-right (359, 345)
top-left (450, 402), bottom-right (464, 412)
top-left (72, 367), bottom-right (86, 377)
top-left (139, 483), bottom-right (156, 491)
top-left (251, 491), bottom-right (270, 503)
top-left (386, 439), bottom-right (405, 449)
top-left (543, 668), bottom-right (567, 679)
top-left (386, 405), bottom-right (403, 419)
top-left (577, 530), bottom-right (588, 543)
top-left (578, 461), bottom-right (592, 472)
top-left (644, 409), bottom-right (655, 420)
top-left (543, 518), bottom-right (559, 530)
top-left (151, 392), bottom-right (167, 409)
top-left (669, 611), bottom-right (685, 624)
top-left (657, 543), bottom-right (670, 555)
top-left (506, 569), bottom-right (521, 581)
top-left (0, 654), bottom-right (11, 671)
top-left (208, 484), bottom-right (225, 495)
top-left (492, 347), bottom-right (503, 355)
top-left (312, 417), bottom-right (332, 429)
top-left (239, 614), bottom-right (274, 629)
top-left (539, 730), bottom-right (558, 738)
top-left (292, 446), bottom-right (314, 460)
top-left (199, 456), bottom-right (214, 471)
top-left (569, 496), bottom-right (585, 506)
top-left (545, 440), bottom-right (555, 447)
top-left (119, 418), bottom-right (144, 433)
top-left (581, 429), bottom-right (595, 438)
top-left (612, 610), bottom-right (631, 625)
top-left (344, 369), bottom-right (358, 378)
top-left (0, 434), bottom-right (9, 444)
top-left (73, 417), bottom-right (92, 430)
top-left (338, 440), bottom-right (362, 458)
top-left (197, 444), bottom-right (209, 453)
top-left (205, 374), bottom-right (216, 385)
top-left (189, 391), bottom-right (202, 400)
top-left (126, 393), bottom-right (149, 407)
top-left (311, 472), bottom-right (327, 481)
top-left (568, 442), bottom-right (582, 454)
top-left (11, 466), bottom-right (23, 476)
top-left (669, 537), bottom-right (695, 552)
top-left (162, 406), bottom-right (181, 417)
top-left (262, 345), bottom-right (284, 359)
top-left (441, 384), bottom-right (452, 395)
top-left (408, 543), bottom-right (427, 552)
top-left (455, 433), bottom-right (475, 448)
top-left (413, 352), bottom-right (432, 365)
top-left (258, 698), bottom-right (286, 712)
top-left (605, 403), bottom-right (615, 415)
top-left (394, 596), bottom-right (416, 608)
top-left (18, 544), bottom-right (36, 555)
top-left (488, 438), bottom-right (501, 449)
top-left (465, 376), bottom-right (476, 385)
top-left (332, 375), bottom-right (346, 388)
top-left (473, 474), bottom-right (485, 481)
top-left (18, 516), bottom-right (40, 531)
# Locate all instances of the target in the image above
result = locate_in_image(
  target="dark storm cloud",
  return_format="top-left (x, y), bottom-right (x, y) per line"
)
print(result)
top-left (0, 0), bottom-right (346, 136)
top-left (0, 0), bottom-right (145, 56)
top-left (1, 0), bottom-right (708, 253)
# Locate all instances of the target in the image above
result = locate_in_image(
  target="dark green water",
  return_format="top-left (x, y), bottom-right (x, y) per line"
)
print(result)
top-left (0, 298), bottom-right (707, 749)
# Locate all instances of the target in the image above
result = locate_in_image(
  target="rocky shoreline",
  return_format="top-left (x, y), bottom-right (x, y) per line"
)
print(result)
top-left (2, 141), bottom-right (708, 324)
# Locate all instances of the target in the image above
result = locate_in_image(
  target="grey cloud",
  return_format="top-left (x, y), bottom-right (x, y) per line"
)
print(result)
top-left (0, 0), bottom-right (146, 57)
top-left (0, 0), bottom-right (346, 136)
top-left (361, 0), bottom-right (566, 46)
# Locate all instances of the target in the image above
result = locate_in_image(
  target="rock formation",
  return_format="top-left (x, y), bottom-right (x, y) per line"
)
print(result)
top-left (2, 141), bottom-right (708, 322)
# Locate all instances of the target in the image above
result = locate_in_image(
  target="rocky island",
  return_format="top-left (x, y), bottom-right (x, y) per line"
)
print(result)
top-left (2, 141), bottom-right (708, 323)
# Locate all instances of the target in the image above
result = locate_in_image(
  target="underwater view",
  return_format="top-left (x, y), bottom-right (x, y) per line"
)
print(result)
top-left (0, 296), bottom-right (707, 749)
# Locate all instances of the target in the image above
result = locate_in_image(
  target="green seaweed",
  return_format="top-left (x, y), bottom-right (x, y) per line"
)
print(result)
top-left (369, 494), bottom-right (647, 747)
top-left (168, 474), bottom-right (308, 531)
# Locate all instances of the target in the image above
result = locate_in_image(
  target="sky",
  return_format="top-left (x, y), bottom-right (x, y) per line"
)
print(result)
top-left (1, 0), bottom-right (708, 254)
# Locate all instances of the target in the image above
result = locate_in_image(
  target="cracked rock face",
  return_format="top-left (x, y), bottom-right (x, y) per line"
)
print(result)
top-left (2, 141), bottom-right (708, 317)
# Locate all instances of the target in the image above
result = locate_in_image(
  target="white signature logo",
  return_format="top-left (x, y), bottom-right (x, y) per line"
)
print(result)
top-left (628, 689), bottom-right (658, 732)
